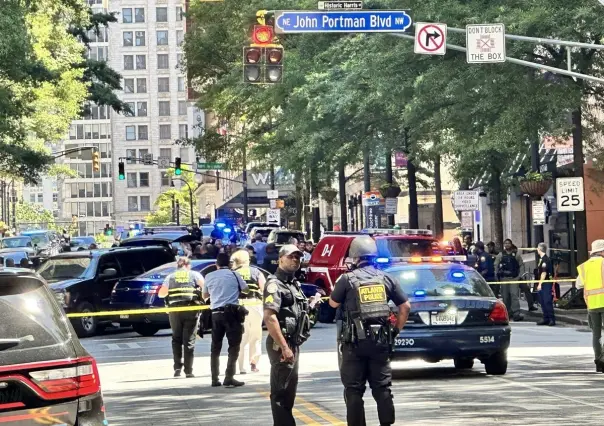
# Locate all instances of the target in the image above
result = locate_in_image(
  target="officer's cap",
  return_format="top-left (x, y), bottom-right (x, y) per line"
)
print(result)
top-left (279, 244), bottom-right (303, 258)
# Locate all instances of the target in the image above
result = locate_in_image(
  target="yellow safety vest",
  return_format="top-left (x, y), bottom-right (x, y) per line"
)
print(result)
top-left (577, 257), bottom-right (604, 310)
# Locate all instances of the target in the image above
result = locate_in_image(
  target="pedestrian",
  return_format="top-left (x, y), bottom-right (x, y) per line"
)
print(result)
top-left (203, 252), bottom-right (248, 388)
top-left (263, 244), bottom-right (312, 426)
top-left (495, 239), bottom-right (524, 321)
top-left (262, 243), bottom-right (279, 275)
top-left (535, 242), bottom-right (555, 326)
top-left (252, 234), bottom-right (268, 265)
top-left (231, 249), bottom-right (266, 374)
top-left (577, 240), bottom-right (604, 372)
top-left (328, 236), bottom-right (411, 426)
top-left (158, 257), bottom-right (204, 378)
top-left (463, 234), bottom-right (474, 255)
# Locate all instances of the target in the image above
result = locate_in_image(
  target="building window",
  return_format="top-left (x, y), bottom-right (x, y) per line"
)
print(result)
top-left (126, 126), bottom-right (136, 141)
top-left (179, 124), bottom-right (188, 139)
top-left (125, 102), bottom-right (135, 117)
top-left (29, 194), bottom-right (35, 203)
top-left (128, 196), bottom-right (138, 212)
top-left (124, 55), bottom-right (134, 70)
top-left (127, 173), bottom-right (137, 188)
top-left (123, 31), bottom-right (133, 47)
top-left (180, 147), bottom-right (189, 162)
top-left (124, 78), bottom-right (134, 93)
top-left (135, 31), bottom-right (146, 47)
top-left (156, 30), bottom-right (169, 46)
top-left (178, 101), bottom-right (187, 116)
top-left (158, 77), bottom-right (170, 92)
top-left (176, 30), bottom-right (184, 46)
top-left (158, 101), bottom-right (170, 116)
top-left (161, 171), bottom-right (171, 186)
top-left (156, 7), bottom-right (168, 22)
top-left (157, 54), bottom-right (169, 69)
top-left (138, 125), bottom-right (148, 140)
top-left (140, 196), bottom-right (151, 211)
top-left (176, 7), bottom-right (183, 21)
top-left (159, 124), bottom-right (171, 139)
top-left (176, 53), bottom-right (183, 68)
top-left (37, 193), bottom-right (43, 203)
top-left (134, 8), bottom-right (145, 23)
top-left (122, 8), bottom-right (133, 23)
top-left (127, 150), bottom-right (136, 165)
top-left (53, 193), bottom-right (58, 203)
top-left (160, 148), bottom-right (171, 159)
top-left (137, 102), bottom-right (147, 117)
top-left (102, 202), bottom-right (109, 216)
top-left (139, 172), bottom-right (150, 187)
top-left (177, 77), bottom-right (185, 92)
top-left (137, 78), bottom-right (147, 93)
top-left (136, 55), bottom-right (146, 70)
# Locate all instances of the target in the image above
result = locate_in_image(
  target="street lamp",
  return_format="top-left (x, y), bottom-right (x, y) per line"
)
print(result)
top-left (172, 178), bottom-right (195, 226)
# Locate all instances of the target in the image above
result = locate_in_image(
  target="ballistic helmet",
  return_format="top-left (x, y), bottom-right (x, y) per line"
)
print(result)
top-left (349, 236), bottom-right (378, 260)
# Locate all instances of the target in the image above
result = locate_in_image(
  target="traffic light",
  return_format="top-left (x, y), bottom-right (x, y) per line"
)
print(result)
top-left (92, 151), bottom-right (100, 172)
top-left (118, 161), bottom-right (125, 180)
top-left (265, 47), bottom-right (284, 83)
top-left (243, 47), bottom-right (263, 83)
top-left (174, 157), bottom-right (182, 175)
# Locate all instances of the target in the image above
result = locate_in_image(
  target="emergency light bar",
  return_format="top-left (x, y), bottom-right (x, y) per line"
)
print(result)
top-left (376, 255), bottom-right (467, 264)
top-left (363, 228), bottom-right (434, 236)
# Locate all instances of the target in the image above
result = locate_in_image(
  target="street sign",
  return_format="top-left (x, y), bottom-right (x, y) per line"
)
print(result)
top-left (466, 24), bottom-right (506, 63)
top-left (461, 211), bottom-right (473, 231)
top-left (142, 153), bottom-right (153, 165)
top-left (414, 22), bottom-right (447, 55)
top-left (556, 177), bottom-right (585, 212)
top-left (385, 198), bottom-right (398, 214)
top-left (274, 10), bottom-right (412, 34)
top-left (158, 157), bottom-right (170, 169)
top-left (453, 190), bottom-right (479, 211)
top-left (269, 199), bottom-right (277, 209)
top-left (532, 200), bottom-right (545, 225)
top-left (362, 191), bottom-right (382, 206)
top-left (197, 162), bottom-right (225, 170)
top-left (267, 190), bottom-right (279, 199)
top-left (394, 151), bottom-right (407, 168)
top-left (318, 1), bottom-right (362, 10)
top-left (267, 208), bottom-right (281, 224)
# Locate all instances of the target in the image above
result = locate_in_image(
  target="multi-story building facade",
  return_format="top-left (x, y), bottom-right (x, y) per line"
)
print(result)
top-left (108, 0), bottom-right (195, 227)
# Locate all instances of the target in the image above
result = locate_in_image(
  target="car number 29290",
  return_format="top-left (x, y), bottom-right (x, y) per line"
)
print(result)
top-left (395, 338), bottom-right (415, 346)
top-left (480, 336), bottom-right (495, 344)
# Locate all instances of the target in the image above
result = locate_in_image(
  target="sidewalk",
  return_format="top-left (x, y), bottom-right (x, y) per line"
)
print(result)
top-left (519, 299), bottom-right (588, 326)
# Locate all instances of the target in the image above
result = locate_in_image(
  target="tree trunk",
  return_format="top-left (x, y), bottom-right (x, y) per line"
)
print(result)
top-left (490, 169), bottom-right (504, 250)
top-left (385, 148), bottom-right (395, 227)
top-left (338, 162), bottom-right (348, 231)
top-left (294, 170), bottom-right (303, 230)
top-left (572, 107), bottom-right (588, 265)
top-left (434, 155), bottom-right (444, 239)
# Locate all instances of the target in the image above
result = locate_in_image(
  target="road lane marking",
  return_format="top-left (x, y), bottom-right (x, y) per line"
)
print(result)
top-left (257, 390), bottom-right (317, 425)
top-left (105, 343), bottom-right (122, 350)
top-left (493, 376), bottom-right (604, 410)
top-left (125, 342), bottom-right (142, 349)
top-left (296, 396), bottom-right (346, 425)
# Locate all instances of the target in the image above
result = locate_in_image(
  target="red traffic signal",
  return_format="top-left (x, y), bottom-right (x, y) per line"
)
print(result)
top-left (252, 25), bottom-right (274, 45)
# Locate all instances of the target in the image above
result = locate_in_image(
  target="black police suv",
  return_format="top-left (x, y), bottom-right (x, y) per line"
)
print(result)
top-left (383, 260), bottom-right (511, 375)
top-left (119, 232), bottom-right (196, 256)
top-left (0, 269), bottom-right (107, 424)
top-left (40, 246), bottom-right (175, 337)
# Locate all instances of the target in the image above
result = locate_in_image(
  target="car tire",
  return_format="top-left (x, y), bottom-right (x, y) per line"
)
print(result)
top-left (132, 324), bottom-right (160, 337)
top-left (72, 302), bottom-right (98, 338)
top-left (484, 351), bottom-right (508, 375)
top-left (454, 358), bottom-right (474, 369)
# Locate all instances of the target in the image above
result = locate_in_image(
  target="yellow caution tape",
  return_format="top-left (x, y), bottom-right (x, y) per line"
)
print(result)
top-left (487, 278), bottom-right (577, 285)
top-left (517, 247), bottom-right (577, 252)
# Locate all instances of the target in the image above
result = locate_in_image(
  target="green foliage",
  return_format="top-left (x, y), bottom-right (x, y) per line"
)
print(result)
top-left (15, 202), bottom-right (55, 227)
top-left (145, 167), bottom-right (197, 225)
top-left (520, 172), bottom-right (553, 183)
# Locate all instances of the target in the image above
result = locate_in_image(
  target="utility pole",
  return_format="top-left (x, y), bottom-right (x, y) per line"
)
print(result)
top-left (339, 162), bottom-right (348, 231)
top-left (531, 131), bottom-right (544, 251)
top-left (310, 166), bottom-right (320, 243)
top-left (572, 108), bottom-right (588, 265)
top-left (270, 164), bottom-right (275, 190)
top-left (175, 200), bottom-right (180, 226)
top-left (405, 128), bottom-right (419, 229)
top-left (171, 195), bottom-right (176, 223)
top-left (434, 155), bottom-right (444, 239)
top-left (243, 146), bottom-right (249, 225)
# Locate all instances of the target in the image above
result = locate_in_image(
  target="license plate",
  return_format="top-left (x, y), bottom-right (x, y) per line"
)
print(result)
top-left (431, 313), bottom-right (456, 325)
top-left (120, 314), bottom-right (129, 319)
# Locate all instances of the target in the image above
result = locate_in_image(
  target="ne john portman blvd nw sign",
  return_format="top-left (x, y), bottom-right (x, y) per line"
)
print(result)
top-left (274, 10), bottom-right (412, 34)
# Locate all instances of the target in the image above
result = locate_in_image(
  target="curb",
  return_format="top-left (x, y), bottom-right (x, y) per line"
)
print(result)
top-left (520, 308), bottom-right (589, 326)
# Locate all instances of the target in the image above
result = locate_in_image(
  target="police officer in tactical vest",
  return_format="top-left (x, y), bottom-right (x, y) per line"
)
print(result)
top-left (159, 256), bottom-right (204, 378)
top-left (329, 236), bottom-right (411, 426)
top-left (263, 244), bottom-right (312, 426)
top-left (495, 239), bottom-right (525, 321)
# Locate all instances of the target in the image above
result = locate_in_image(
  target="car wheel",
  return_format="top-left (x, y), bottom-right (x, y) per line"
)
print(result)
top-left (72, 302), bottom-right (98, 338)
top-left (454, 358), bottom-right (474, 369)
top-left (484, 351), bottom-right (508, 375)
top-left (132, 324), bottom-right (160, 337)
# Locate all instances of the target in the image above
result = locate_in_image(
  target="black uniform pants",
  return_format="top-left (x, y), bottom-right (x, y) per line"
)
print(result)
top-left (168, 311), bottom-right (199, 374)
top-left (340, 340), bottom-right (395, 426)
top-left (267, 336), bottom-right (299, 426)
top-left (210, 311), bottom-right (243, 381)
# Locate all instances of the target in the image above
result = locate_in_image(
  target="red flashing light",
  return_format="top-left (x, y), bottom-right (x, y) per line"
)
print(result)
top-left (252, 25), bottom-right (274, 45)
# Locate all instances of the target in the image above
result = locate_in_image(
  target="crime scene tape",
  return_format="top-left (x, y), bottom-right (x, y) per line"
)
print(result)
top-left (517, 247), bottom-right (577, 252)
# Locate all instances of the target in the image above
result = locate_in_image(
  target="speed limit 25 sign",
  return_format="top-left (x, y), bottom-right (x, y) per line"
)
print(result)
top-left (556, 177), bottom-right (585, 212)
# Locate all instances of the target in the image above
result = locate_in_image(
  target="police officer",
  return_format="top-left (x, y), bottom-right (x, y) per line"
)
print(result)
top-left (158, 257), bottom-right (204, 378)
top-left (329, 236), bottom-right (411, 426)
top-left (263, 244), bottom-right (311, 426)
top-left (536, 242), bottom-right (555, 326)
top-left (495, 239), bottom-right (524, 321)
top-left (474, 242), bottom-right (497, 295)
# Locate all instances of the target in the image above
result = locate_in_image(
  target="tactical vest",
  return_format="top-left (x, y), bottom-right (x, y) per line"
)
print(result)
top-left (165, 270), bottom-right (201, 307)
top-left (499, 252), bottom-right (519, 278)
top-left (345, 269), bottom-right (391, 325)
top-left (236, 266), bottom-right (261, 299)
top-left (270, 276), bottom-right (311, 346)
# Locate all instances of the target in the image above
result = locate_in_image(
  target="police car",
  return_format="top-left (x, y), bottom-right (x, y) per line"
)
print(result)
top-left (383, 255), bottom-right (511, 375)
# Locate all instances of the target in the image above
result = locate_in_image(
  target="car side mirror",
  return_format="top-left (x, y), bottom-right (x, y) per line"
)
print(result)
top-left (100, 268), bottom-right (117, 278)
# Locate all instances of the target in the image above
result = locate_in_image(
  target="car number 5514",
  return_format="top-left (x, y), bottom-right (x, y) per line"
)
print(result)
top-left (395, 338), bottom-right (415, 346)
top-left (480, 336), bottom-right (495, 343)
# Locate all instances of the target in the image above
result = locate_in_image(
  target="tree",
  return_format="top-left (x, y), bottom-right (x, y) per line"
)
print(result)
top-left (145, 167), bottom-right (197, 225)
top-left (15, 201), bottom-right (56, 229)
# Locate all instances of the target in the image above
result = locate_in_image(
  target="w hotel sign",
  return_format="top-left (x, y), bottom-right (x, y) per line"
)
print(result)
top-left (248, 169), bottom-right (295, 190)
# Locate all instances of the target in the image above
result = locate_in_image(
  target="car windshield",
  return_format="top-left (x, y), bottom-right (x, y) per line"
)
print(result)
top-left (26, 234), bottom-right (50, 246)
top-left (37, 257), bottom-right (93, 281)
top-left (376, 239), bottom-right (439, 257)
top-left (275, 232), bottom-right (305, 244)
top-left (1, 237), bottom-right (32, 248)
top-left (388, 266), bottom-right (493, 297)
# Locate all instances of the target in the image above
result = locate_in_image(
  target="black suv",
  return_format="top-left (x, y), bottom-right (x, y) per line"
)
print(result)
top-left (0, 269), bottom-right (106, 424)
top-left (39, 246), bottom-right (175, 337)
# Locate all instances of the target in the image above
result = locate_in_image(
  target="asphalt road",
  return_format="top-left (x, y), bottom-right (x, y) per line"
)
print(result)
top-left (84, 322), bottom-right (604, 426)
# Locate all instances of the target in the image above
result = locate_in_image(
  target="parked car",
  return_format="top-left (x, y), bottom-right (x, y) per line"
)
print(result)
top-left (0, 269), bottom-right (107, 424)
top-left (41, 246), bottom-right (176, 337)
top-left (119, 232), bottom-right (197, 256)
top-left (21, 230), bottom-right (63, 258)
top-left (70, 236), bottom-right (97, 251)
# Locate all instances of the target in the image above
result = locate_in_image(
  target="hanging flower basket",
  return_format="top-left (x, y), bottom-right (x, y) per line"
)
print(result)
top-left (379, 184), bottom-right (401, 199)
top-left (320, 188), bottom-right (338, 203)
top-left (519, 172), bottom-right (552, 197)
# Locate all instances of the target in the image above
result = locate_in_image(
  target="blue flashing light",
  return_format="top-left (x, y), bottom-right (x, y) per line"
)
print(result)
top-left (414, 289), bottom-right (426, 297)
top-left (375, 257), bottom-right (390, 264)
top-left (450, 270), bottom-right (466, 282)
top-left (224, 228), bottom-right (232, 233)
top-left (143, 284), bottom-right (152, 291)
top-left (216, 222), bottom-right (226, 228)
